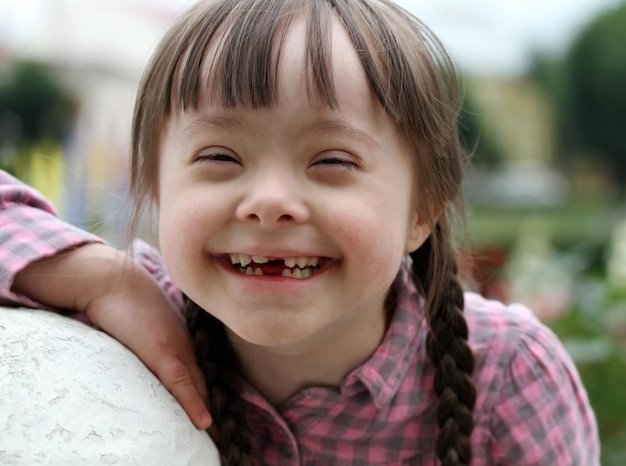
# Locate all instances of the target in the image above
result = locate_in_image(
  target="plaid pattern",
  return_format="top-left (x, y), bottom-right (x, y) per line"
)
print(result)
top-left (0, 170), bottom-right (599, 465)
top-left (239, 270), bottom-right (599, 465)
top-left (0, 171), bottom-right (101, 307)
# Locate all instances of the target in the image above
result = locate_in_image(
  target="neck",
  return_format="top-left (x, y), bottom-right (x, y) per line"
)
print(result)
top-left (228, 309), bottom-right (388, 406)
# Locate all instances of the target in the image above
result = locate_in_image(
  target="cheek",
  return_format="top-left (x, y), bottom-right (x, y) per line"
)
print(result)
top-left (157, 195), bottom-right (209, 279)
top-left (331, 196), bottom-right (408, 276)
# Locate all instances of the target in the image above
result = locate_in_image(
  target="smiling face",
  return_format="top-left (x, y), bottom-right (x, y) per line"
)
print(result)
top-left (156, 13), bottom-right (430, 352)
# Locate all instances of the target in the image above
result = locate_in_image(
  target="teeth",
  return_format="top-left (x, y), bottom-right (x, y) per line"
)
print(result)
top-left (280, 268), bottom-right (314, 279)
top-left (230, 254), bottom-right (321, 268)
top-left (240, 266), bottom-right (316, 279)
top-left (284, 257), bottom-right (319, 268)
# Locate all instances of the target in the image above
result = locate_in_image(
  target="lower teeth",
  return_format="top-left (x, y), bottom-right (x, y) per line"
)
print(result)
top-left (239, 266), bottom-right (315, 279)
top-left (281, 268), bottom-right (313, 279)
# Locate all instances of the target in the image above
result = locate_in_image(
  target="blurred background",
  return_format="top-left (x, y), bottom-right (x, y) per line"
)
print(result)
top-left (1, 0), bottom-right (625, 462)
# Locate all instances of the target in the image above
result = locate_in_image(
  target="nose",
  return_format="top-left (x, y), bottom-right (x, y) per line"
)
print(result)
top-left (235, 171), bottom-right (309, 228)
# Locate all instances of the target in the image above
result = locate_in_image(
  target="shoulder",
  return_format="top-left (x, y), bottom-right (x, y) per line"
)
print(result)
top-left (463, 292), bottom-right (573, 378)
top-left (463, 292), bottom-right (562, 384)
top-left (463, 291), bottom-right (543, 344)
top-left (462, 292), bottom-right (599, 465)
top-left (462, 291), bottom-right (578, 402)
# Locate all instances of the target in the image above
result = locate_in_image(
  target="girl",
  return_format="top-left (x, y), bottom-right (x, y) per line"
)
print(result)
top-left (1, 0), bottom-right (599, 464)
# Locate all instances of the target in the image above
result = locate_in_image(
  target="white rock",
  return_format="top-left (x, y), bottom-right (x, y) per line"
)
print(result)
top-left (0, 307), bottom-right (220, 465)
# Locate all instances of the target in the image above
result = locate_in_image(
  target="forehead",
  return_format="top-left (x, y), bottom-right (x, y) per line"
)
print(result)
top-left (166, 12), bottom-right (393, 151)
top-left (269, 14), bottom-right (376, 110)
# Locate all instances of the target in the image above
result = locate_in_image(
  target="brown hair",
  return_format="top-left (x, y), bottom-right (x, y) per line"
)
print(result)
top-left (129, 0), bottom-right (475, 464)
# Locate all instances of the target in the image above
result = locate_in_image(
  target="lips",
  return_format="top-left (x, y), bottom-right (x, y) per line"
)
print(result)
top-left (228, 254), bottom-right (323, 279)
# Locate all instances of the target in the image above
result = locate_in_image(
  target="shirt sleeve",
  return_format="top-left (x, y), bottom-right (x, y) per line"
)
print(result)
top-left (0, 170), bottom-right (103, 307)
top-left (0, 170), bottom-right (185, 315)
top-left (489, 305), bottom-right (600, 465)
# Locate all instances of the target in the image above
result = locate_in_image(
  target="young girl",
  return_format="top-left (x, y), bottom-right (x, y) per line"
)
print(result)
top-left (1, 0), bottom-right (599, 464)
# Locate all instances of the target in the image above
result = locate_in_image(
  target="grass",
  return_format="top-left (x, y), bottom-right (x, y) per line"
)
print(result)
top-left (466, 204), bottom-right (625, 250)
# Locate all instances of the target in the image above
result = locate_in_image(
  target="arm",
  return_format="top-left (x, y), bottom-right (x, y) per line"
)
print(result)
top-left (0, 170), bottom-right (211, 429)
top-left (0, 170), bottom-right (101, 307)
top-left (489, 315), bottom-right (599, 465)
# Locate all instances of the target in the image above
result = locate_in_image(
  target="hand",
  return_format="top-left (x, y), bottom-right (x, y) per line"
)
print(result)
top-left (13, 244), bottom-right (212, 430)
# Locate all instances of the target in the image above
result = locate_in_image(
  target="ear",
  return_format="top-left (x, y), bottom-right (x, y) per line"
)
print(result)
top-left (405, 213), bottom-right (432, 254)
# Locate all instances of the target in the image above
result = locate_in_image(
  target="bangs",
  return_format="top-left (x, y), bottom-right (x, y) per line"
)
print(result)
top-left (168, 0), bottom-right (338, 112)
top-left (142, 0), bottom-right (459, 130)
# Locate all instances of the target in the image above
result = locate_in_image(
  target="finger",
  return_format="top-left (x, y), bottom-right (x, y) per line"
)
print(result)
top-left (153, 356), bottom-right (213, 429)
top-left (188, 360), bottom-right (209, 404)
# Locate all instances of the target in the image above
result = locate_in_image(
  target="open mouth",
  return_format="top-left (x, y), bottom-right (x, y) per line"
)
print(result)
top-left (228, 254), bottom-right (323, 279)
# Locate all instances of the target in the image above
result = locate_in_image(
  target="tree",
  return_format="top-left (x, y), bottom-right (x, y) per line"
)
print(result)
top-left (545, 3), bottom-right (626, 192)
top-left (0, 61), bottom-right (76, 174)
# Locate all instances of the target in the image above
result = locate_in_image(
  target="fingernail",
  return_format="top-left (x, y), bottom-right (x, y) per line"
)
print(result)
top-left (199, 412), bottom-right (212, 429)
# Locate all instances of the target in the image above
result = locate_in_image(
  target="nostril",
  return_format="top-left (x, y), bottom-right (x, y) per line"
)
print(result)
top-left (235, 194), bottom-right (307, 226)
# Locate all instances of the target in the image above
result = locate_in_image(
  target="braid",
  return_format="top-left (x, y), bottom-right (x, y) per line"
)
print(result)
top-left (410, 220), bottom-right (476, 465)
top-left (184, 297), bottom-right (254, 466)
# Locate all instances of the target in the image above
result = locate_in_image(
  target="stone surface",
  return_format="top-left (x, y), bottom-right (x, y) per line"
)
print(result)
top-left (0, 307), bottom-right (220, 465)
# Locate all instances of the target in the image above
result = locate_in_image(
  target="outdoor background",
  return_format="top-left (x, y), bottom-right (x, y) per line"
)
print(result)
top-left (1, 0), bottom-right (625, 463)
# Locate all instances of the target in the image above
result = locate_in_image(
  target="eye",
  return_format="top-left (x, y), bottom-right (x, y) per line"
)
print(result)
top-left (194, 148), bottom-right (241, 165)
top-left (312, 152), bottom-right (358, 170)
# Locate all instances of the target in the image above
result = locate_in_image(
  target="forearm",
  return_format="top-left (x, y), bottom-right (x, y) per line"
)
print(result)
top-left (0, 169), bottom-right (103, 307)
top-left (12, 243), bottom-right (137, 315)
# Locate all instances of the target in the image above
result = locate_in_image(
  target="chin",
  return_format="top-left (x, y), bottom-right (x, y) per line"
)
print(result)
top-left (226, 320), bottom-right (311, 348)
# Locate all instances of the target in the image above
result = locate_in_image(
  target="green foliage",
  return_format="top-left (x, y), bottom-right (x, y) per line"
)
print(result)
top-left (0, 61), bottom-right (75, 146)
top-left (532, 2), bottom-right (626, 190)
top-left (567, 3), bottom-right (626, 179)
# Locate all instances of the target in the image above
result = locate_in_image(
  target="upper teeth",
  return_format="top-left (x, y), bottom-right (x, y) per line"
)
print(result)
top-left (229, 254), bottom-right (320, 268)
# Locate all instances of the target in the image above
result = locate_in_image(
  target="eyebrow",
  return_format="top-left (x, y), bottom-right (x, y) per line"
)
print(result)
top-left (302, 120), bottom-right (382, 150)
top-left (182, 114), bottom-right (382, 149)
top-left (183, 115), bottom-right (248, 135)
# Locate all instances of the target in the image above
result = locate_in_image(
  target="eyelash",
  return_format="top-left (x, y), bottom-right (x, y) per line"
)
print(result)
top-left (314, 153), bottom-right (359, 170)
top-left (317, 159), bottom-right (356, 169)
top-left (195, 152), bottom-right (239, 164)
top-left (194, 150), bottom-right (358, 171)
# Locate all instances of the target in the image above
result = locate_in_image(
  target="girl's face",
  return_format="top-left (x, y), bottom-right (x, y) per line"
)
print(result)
top-left (156, 15), bottom-right (430, 352)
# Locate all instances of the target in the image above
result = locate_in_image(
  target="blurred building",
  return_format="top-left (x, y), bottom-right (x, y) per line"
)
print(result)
top-left (1, 0), bottom-right (177, 243)
top-left (465, 75), bottom-right (569, 207)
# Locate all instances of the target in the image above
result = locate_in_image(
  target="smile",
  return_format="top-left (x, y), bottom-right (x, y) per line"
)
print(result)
top-left (228, 254), bottom-right (322, 279)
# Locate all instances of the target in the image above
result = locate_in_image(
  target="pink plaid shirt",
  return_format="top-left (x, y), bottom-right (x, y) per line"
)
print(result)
top-left (0, 170), bottom-right (600, 465)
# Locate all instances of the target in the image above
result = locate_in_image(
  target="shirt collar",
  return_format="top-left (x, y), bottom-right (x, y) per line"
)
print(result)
top-left (346, 259), bottom-right (424, 408)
